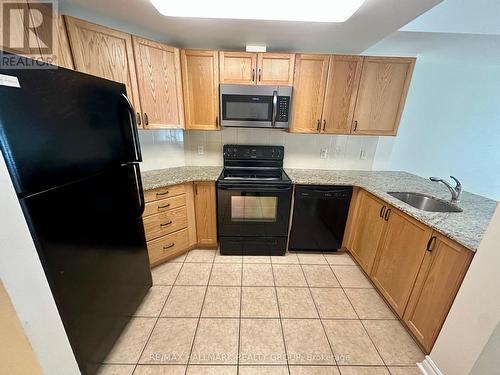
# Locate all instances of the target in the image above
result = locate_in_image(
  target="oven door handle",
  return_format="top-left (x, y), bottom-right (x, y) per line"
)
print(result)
top-left (218, 185), bottom-right (292, 192)
top-left (271, 90), bottom-right (278, 127)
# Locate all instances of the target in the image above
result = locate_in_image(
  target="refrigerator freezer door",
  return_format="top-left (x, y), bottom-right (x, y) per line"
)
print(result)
top-left (20, 164), bottom-right (151, 375)
top-left (0, 63), bottom-right (138, 196)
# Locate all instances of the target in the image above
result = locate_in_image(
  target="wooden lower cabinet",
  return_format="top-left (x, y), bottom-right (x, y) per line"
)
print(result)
top-left (370, 208), bottom-right (432, 317)
top-left (194, 181), bottom-right (218, 248)
top-left (347, 190), bottom-right (387, 273)
top-left (345, 188), bottom-right (473, 353)
top-left (143, 183), bottom-right (196, 266)
top-left (403, 233), bottom-right (473, 352)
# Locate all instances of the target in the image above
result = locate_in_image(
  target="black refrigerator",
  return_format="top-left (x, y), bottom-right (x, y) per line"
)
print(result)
top-left (0, 55), bottom-right (152, 375)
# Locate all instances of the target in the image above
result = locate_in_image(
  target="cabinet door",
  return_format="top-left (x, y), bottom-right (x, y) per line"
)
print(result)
top-left (352, 57), bottom-right (415, 135)
top-left (257, 53), bottom-right (295, 85)
top-left (0, 1), bottom-right (42, 58)
top-left (349, 190), bottom-right (387, 273)
top-left (290, 54), bottom-right (329, 133)
top-left (219, 51), bottom-right (257, 85)
top-left (194, 182), bottom-right (217, 248)
top-left (181, 49), bottom-right (220, 130)
top-left (403, 234), bottom-right (473, 352)
top-left (133, 37), bottom-right (184, 129)
top-left (65, 16), bottom-right (141, 117)
top-left (321, 55), bottom-right (362, 134)
top-left (371, 208), bottom-right (432, 317)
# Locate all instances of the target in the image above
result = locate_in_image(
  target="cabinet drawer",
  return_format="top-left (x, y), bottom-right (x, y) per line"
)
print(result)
top-left (144, 184), bottom-right (185, 203)
top-left (147, 228), bottom-right (189, 266)
top-left (143, 194), bottom-right (186, 217)
top-left (143, 206), bottom-right (188, 241)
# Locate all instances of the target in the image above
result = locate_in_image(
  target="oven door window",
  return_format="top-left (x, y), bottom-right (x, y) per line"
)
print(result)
top-left (231, 196), bottom-right (277, 222)
top-left (222, 95), bottom-right (273, 122)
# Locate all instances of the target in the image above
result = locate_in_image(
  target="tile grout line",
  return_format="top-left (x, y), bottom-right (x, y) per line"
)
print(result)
top-left (236, 252), bottom-right (243, 374)
top-left (270, 262), bottom-right (292, 375)
top-left (298, 255), bottom-right (338, 368)
top-left (327, 257), bottom-right (390, 372)
top-left (183, 251), bottom-right (216, 374)
top-left (130, 252), bottom-right (188, 375)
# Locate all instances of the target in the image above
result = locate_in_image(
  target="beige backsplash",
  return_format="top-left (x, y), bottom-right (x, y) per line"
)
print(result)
top-left (139, 128), bottom-right (380, 172)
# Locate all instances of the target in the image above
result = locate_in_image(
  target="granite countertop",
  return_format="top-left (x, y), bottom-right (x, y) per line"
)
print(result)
top-left (141, 166), bottom-right (497, 252)
top-left (141, 166), bottom-right (222, 190)
top-left (285, 169), bottom-right (497, 252)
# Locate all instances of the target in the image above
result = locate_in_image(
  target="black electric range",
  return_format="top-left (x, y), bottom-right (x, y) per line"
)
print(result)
top-left (217, 145), bottom-right (293, 256)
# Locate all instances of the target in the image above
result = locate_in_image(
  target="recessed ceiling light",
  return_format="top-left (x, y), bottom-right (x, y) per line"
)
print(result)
top-left (150, 0), bottom-right (366, 23)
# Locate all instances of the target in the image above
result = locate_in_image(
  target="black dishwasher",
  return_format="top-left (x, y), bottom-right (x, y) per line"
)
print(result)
top-left (289, 185), bottom-right (353, 252)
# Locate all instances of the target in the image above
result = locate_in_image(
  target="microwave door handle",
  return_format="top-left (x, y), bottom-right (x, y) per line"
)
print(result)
top-left (272, 90), bottom-right (278, 127)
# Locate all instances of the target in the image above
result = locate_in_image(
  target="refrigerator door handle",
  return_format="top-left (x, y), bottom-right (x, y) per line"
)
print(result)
top-left (122, 94), bottom-right (143, 162)
top-left (132, 163), bottom-right (145, 217)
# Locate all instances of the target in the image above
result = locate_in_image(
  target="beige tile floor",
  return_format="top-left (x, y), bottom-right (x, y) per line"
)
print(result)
top-left (98, 249), bottom-right (424, 375)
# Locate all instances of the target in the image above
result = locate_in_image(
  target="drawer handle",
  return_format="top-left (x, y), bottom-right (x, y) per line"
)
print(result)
top-left (160, 220), bottom-right (173, 227)
top-left (163, 243), bottom-right (175, 251)
top-left (156, 191), bottom-right (169, 196)
top-left (158, 203), bottom-right (171, 210)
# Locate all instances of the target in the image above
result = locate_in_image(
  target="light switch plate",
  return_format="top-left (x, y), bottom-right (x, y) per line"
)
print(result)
top-left (320, 148), bottom-right (328, 159)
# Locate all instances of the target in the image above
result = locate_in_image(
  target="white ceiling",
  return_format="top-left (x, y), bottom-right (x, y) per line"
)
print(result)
top-left (59, 0), bottom-right (442, 54)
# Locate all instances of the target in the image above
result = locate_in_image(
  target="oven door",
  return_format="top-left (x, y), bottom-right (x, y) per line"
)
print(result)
top-left (217, 183), bottom-right (292, 237)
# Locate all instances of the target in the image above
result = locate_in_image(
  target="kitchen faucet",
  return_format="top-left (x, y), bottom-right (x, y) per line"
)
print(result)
top-left (429, 176), bottom-right (462, 202)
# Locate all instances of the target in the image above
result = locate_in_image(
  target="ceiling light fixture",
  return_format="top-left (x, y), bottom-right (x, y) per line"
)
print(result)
top-left (150, 0), bottom-right (366, 23)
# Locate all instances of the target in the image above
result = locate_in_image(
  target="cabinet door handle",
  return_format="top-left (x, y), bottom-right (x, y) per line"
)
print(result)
top-left (194, 183), bottom-right (198, 195)
top-left (316, 119), bottom-right (321, 132)
top-left (144, 113), bottom-right (149, 126)
top-left (252, 68), bottom-right (255, 82)
top-left (160, 220), bottom-right (173, 227)
top-left (216, 116), bottom-right (219, 128)
top-left (156, 191), bottom-right (169, 197)
top-left (353, 120), bottom-right (358, 131)
top-left (163, 243), bottom-right (175, 251)
top-left (426, 236), bottom-right (437, 252)
top-left (258, 68), bottom-right (262, 82)
top-left (157, 203), bottom-right (171, 210)
top-left (379, 205), bottom-right (386, 218)
top-left (322, 120), bottom-right (326, 132)
top-left (136, 112), bottom-right (142, 126)
top-left (384, 208), bottom-right (391, 221)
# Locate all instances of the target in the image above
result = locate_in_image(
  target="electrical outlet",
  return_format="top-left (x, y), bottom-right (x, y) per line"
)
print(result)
top-left (360, 149), bottom-right (367, 160)
top-left (320, 148), bottom-right (328, 159)
top-left (197, 144), bottom-right (204, 155)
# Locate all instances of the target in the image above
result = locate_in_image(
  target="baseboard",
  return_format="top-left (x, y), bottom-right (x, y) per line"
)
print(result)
top-left (417, 355), bottom-right (443, 375)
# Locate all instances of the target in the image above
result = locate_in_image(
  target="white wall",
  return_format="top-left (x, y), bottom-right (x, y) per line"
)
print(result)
top-left (427, 202), bottom-right (500, 375)
top-left (0, 155), bottom-right (80, 375)
top-left (373, 57), bottom-right (500, 200)
top-left (138, 130), bottom-right (186, 171)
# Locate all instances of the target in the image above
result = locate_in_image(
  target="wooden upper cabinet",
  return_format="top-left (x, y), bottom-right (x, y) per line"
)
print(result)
top-left (194, 182), bottom-right (217, 248)
top-left (321, 55), bottom-right (363, 134)
top-left (180, 49), bottom-right (220, 130)
top-left (349, 190), bottom-right (387, 274)
top-left (219, 51), bottom-right (257, 85)
top-left (290, 54), bottom-right (329, 133)
top-left (133, 37), bottom-right (184, 129)
top-left (404, 233), bottom-right (473, 352)
top-left (257, 53), bottom-right (295, 85)
top-left (352, 56), bottom-right (415, 135)
top-left (65, 16), bottom-right (141, 115)
top-left (371, 208), bottom-right (432, 317)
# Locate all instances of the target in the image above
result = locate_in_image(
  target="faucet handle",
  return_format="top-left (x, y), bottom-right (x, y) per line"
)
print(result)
top-left (450, 176), bottom-right (462, 193)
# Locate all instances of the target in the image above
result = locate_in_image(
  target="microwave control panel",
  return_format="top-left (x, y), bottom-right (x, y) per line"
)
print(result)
top-left (277, 96), bottom-right (290, 122)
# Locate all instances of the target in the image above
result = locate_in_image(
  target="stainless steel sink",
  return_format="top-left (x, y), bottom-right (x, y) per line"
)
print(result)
top-left (387, 192), bottom-right (463, 213)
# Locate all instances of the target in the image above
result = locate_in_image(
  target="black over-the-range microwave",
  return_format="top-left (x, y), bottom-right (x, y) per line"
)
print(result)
top-left (219, 84), bottom-right (293, 129)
